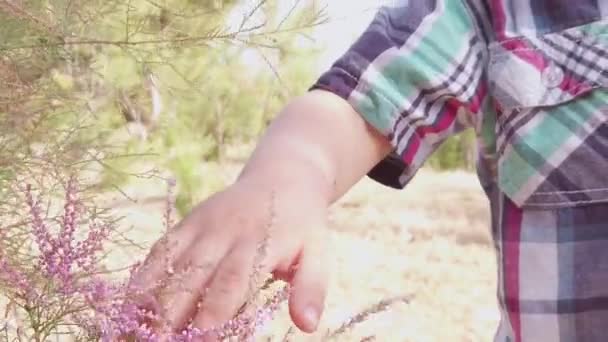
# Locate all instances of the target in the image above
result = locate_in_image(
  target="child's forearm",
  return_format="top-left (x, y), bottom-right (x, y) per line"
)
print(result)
top-left (237, 89), bottom-right (392, 205)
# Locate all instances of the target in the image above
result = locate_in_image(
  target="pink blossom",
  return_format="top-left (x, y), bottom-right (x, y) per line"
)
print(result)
top-left (4, 176), bottom-right (293, 341)
top-left (0, 257), bottom-right (35, 300)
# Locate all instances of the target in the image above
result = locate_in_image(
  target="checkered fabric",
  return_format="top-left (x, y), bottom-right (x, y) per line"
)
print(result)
top-left (310, 1), bottom-right (608, 341)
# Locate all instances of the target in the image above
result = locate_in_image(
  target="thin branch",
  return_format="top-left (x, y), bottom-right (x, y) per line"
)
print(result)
top-left (255, 46), bottom-right (288, 95)
top-left (125, 0), bottom-right (132, 42)
top-left (142, 0), bottom-right (226, 19)
top-left (0, 22), bottom-right (258, 50)
top-left (0, 0), bottom-right (61, 38)
top-left (281, 326), bottom-right (295, 342)
top-left (276, 0), bottom-right (302, 30)
top-left (324, 295), bottom-right (412, 340)
top-left (0, 16), bottom-right (327, 52)
top-left (238, 0), bottom-right (266, 32)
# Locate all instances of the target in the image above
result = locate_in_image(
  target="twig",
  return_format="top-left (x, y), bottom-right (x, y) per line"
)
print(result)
top-left (0, 23), bottom-right (262, 51)
top-left (0, 0), bottom-right (60, 37)
top-left (276, 0), bottom-right (302, 30)
top-left (281, 326), bottom-right (295, 342)
top-left (324, 295), bottom-right (412, 340)
top-left (238, 0), bottom-right (266, 32)
top-left (0, 18), bottom-right (326, 52)
top-left (238, 191), bottom-right (277, 316)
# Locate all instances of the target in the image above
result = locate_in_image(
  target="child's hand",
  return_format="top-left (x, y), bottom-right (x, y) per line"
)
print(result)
top-left (130, 179), bottom-right (330, 336)
top-left (130, 90), bottom-right (392, 338)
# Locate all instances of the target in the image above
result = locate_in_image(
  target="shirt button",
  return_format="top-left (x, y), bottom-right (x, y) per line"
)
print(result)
top-left (542, 63), bottom-right (564, 88)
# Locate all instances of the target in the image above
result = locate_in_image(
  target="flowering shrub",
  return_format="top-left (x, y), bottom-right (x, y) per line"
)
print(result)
top-left (0, 176), bottom-right (409, 341)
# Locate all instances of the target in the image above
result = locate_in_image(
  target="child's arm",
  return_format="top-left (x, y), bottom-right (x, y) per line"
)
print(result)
top-left (132, 1), bottom-right (489, 337)
top-left (130, 89), bottom-right (392, 336)
top-left (237, 89), bottom-right (393, 204)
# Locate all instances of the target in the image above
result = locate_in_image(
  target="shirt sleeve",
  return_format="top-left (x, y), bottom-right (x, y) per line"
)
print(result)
top-left (310, 0), bottom-right (490, 189)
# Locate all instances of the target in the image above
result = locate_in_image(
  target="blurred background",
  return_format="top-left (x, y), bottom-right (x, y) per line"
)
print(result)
top-left (0, 0), bottom-right (495, 340)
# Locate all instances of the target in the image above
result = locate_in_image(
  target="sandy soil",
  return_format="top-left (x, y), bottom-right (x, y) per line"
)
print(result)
top-left (105, 165), bottom-right (499, 342)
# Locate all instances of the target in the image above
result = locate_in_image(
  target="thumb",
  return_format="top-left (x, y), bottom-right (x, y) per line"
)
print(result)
top-left (288, 239), bottom-right (330, 334)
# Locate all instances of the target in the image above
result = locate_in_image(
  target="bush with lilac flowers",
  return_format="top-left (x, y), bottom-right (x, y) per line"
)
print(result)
top-left (0, 173), bottom-right (409, 342)
top-left (0, 176), bottom-right (291, 341)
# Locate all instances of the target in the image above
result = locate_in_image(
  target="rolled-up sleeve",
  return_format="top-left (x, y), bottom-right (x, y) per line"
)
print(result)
top-left (310, 0), bottom-right (490, 189)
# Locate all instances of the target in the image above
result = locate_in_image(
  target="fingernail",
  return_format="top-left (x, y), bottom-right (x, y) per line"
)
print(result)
top-left (304, 306), bottom-right (319, 330)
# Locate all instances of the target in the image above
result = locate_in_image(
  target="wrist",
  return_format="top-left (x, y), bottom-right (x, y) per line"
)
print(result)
top-left (235, 157), bottom-right (334, 207)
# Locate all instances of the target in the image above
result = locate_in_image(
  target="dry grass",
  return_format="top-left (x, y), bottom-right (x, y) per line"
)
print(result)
top-left (104, 166), bottom-right (499, 342)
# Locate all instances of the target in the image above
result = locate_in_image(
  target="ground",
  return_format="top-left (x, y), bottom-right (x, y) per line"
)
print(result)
top-left (317, 169), bottom-right (499, 342)
top-left (106, 165), bottom-right (500, 342)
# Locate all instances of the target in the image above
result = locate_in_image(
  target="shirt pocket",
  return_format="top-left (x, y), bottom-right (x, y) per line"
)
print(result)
top-left (487, 20), bottom-right (608, 209)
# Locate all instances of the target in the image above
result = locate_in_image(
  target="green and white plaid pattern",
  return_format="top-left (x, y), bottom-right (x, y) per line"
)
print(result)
top-left (311, 1), bottom-right (608, 341)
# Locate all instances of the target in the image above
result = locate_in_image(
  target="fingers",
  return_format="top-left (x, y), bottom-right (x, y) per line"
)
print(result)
top-left (128, 228), bottom-right (192, 301)
top-left (128, 199), bottom-right (221, 325)
top-left (191, 240), bottom-right (262, 331)
top-left (129, 183), bottom-right (331, 340)
top-left (288, 239), bottom-right (329, 333)
top-left (157, 236), bottom-right (233, 332)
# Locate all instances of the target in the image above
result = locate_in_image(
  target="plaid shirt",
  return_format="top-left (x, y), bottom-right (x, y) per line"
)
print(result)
top-left (311, 1), bottom-right (608, 341)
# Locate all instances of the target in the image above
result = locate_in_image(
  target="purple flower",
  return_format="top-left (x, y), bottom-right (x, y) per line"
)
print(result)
top-left (3, 176), bottom-right (293, 341)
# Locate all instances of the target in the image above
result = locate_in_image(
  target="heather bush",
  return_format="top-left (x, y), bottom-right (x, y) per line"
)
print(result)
top-left (0, 175), bottom-right (279, 341)
top-left (0, 175), bottom-right (409, 341)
